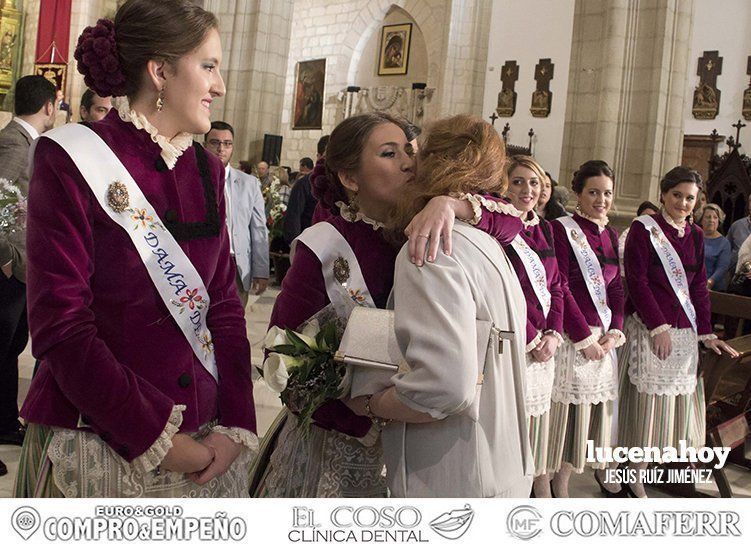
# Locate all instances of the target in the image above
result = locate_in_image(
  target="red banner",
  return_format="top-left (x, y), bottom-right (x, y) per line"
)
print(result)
top-left (35, 0), bottom-right (72, 64)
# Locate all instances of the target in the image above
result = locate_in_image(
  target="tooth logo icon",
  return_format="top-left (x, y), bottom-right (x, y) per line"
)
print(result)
top-left (429, 504), bottom-right (475, 540)
top-left (11, 506), bottom-right (41, 541)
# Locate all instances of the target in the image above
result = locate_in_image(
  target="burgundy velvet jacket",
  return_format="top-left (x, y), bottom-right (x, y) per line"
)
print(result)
top-left (623, 213), bottom-right (712, 335)
top-left (20, 111), bottom-right (256, 462)
top-left (505, 215), bottom-right (565, 345)
top-left (552, 214), bottom-right (625, 343)
top-left (272, 197), bottom-right (523, 436)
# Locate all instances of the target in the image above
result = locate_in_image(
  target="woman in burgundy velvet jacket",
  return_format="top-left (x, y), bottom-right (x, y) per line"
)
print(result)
top-left (619, 166), bottom-right (737, 497)
top-left (16, 1), bottom-right (256, 498)
top-left (548, 161), bottom-right (626, 498)
top-left (501, 155), bottom-right (564, 498)
top-left (250, 113), bottom-right (524, 497)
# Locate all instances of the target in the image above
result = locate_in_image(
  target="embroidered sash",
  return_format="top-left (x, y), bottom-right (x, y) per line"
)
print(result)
top-left (557, 216), bottom-right (612, 331)
top-left (511, 234), bottom-right (551, 318)
top-left (39, 124), bottom-right (218, 380)
top-left (635, 215), bottom-right (698, 332)
top-left (293, 222), bottom-right (375, 319)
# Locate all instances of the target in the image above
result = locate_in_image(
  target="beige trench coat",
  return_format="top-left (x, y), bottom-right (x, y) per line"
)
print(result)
top-left (384, 222), bottom-right (533, 498)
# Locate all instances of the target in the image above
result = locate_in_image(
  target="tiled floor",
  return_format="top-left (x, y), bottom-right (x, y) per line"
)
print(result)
top-left (1, 286), bottom-right (749, 499)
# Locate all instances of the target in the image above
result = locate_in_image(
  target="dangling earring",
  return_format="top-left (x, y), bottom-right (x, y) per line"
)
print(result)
top-left (345, 192), bottom-right (359, 220)
top-left (575, 203), bottom-right (581, 214)
top-left (156, 87), bottom-right (165, 112)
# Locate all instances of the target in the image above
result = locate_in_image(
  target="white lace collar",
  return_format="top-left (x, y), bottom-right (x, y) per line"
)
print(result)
top-left (335, 201), bottom-right (384, 230)
top-left (575, 208), bottom-right (609, 231)
top-left (661, 209), bottom-right (688, 238)
top-left (112, 96), bottom-right (194, 170)
top-left (522, 210), bottom-right (540, 228)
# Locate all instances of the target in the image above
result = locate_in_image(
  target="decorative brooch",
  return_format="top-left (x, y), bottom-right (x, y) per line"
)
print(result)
top-left (106, 181), bottom-right (129, 213)
top-left (333, 257), bottom-right (350, 284)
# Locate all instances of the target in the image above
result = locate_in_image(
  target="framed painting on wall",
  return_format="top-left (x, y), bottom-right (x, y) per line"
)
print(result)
top-left (378, 23), bottom-right (412, 76)
top-left (292, 58), bottom-right (326, 130)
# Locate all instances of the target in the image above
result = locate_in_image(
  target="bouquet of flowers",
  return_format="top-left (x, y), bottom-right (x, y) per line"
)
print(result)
top-left (264, 178), bottom-right (287, 242)
top-left (259, 307), bottom-right (349, 433)
top-left (0, 178), bottom-right (26, 239)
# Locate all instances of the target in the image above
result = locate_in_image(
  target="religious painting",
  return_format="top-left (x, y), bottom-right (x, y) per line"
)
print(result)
top-left (292, 58), bottom-right (325, 130)
top-left (692, 51), bottom-right (722, 120)
top-left (0, 0), bottom-right (22, 101)
top-left (377, 23), bottom-right (412, 76)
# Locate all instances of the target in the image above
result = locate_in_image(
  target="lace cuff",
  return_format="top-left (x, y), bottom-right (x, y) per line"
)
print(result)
top-left (526, 331), bottom-right (543, 353)
top-left (573, 332), bottom-right (599, 351)
top-left (606, 329), bottom-right (626, 348)
top-left (649, 323), bottom-right (671, 337)
top-left (543, 329), bottom-right (564, 345)
top-left (699, 333), bottom-right (718, 343)
top-left (212, 425), bottom-right (260, 452)
top-left (131, 405), bottom-right (185, 473)
top-left (458, 194), bottom-right (483, 225)
top-left (355, 422), bottom-right (381, 448)
top-left (458, 193), bottom-right (525, 226)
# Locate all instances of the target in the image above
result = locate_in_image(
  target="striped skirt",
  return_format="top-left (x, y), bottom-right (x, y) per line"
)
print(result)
top-left (529, 411), bottom-right (556, 477)
top-left (617, 320), bottom-right (705, 449)
top-left (547, 400), bottom-right (613, 473)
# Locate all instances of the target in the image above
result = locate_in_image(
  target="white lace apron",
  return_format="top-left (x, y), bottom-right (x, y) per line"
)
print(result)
top-left (624, 315), bottom-right (698, 396)
top-left (552, 327), bottom-right (617, 405)
top-left (525, 353), bottom-right (555, 417)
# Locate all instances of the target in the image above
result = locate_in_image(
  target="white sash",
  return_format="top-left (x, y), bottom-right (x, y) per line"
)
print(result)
top-left (557, 216), bottom-right (612, 331)
top-left (634, 215), bottom-right (698, 332)
top-left (510, 234), bottom-right (551, 318)
top-left (292, 222), bottom-right (375, 319)
top-left (40, 124), bottom-right (218, 380)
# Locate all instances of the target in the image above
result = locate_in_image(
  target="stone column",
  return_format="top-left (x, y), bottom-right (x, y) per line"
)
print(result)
top-left (439, 0), bottom-right (492, 116)
top-left (559, 0), bottom-right (693, 226)
top-left (205, 0), bottom-right (294, 165)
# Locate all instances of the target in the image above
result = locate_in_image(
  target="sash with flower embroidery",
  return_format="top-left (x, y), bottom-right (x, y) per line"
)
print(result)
top-left (37, 123), bottom-right (218, 380)
top-left (510, 234), bottom-right (551, 318)
top-left (557, 216), bottom-right (612, 331)
top-left (292, 222), bottom-right (375, 319)
top-left (635, 215), bottom-right (697, 332)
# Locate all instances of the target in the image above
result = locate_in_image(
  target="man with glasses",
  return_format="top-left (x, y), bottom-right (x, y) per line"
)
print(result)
top-left (204, 121), bottom-right (269, 306)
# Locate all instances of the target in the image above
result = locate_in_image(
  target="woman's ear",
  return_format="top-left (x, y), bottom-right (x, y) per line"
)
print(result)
top-left (338, 170), bottom-right (359, 194)
top-left (145, 59), bottom-right (168, 90)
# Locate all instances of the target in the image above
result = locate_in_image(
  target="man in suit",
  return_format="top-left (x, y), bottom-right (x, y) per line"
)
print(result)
top-left (205, 121), bottom-right (269, 307)
top-left (79, 88), bottom-right (112, 122)
top-left (0, 75), bottom-right (56, 453)
top-left (284, 135), bottom-right (328, 245)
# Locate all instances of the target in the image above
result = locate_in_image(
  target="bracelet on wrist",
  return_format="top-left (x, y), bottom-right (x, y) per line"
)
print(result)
top-left (365, 394), bottom-right (392, 429)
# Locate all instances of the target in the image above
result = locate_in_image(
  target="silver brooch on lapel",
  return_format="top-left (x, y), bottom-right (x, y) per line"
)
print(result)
top-left (333, 257), bottom-right (350, 284)
top-left (106, 181), bottom-right (129, 213)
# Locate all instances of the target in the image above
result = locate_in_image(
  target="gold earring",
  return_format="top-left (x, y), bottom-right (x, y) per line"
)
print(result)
top-left (346, 192), bottom-right (359, 219)
top-left (156, 87), bottom-right (165, 112)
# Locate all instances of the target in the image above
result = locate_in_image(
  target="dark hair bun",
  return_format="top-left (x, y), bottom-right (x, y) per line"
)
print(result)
top-left (74, 19), bottom-right (127, 97)
top-left (310, 158), bottom-right (347, 215)
top-left (660, 166), bottom-right (703, 193)
top-left (571, 159), bottom-right (615, 194)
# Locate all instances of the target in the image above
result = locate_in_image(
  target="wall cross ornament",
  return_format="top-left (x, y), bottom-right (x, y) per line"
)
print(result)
top-left (496, 60), bottom-right (518, 117)
top-left (743, 56), bottom-right (751, 121)
top-left (530, 58), bottom-right (554, 118)
top-left (692, 50), bottom-right (723, 120)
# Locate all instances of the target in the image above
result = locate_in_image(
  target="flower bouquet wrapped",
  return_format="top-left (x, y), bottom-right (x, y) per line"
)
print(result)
top-left (0, 178), bottom-right (26, 239)
top-left (259, 305), bottom-right (350, 434)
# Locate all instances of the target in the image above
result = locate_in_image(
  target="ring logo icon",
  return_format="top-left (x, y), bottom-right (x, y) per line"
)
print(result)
top-left (507, 505), bottom-right (542, 540)
top-left (11, 506), bottom-right (41, 541)
top-left (429, 504), bottom-right (475, 540)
